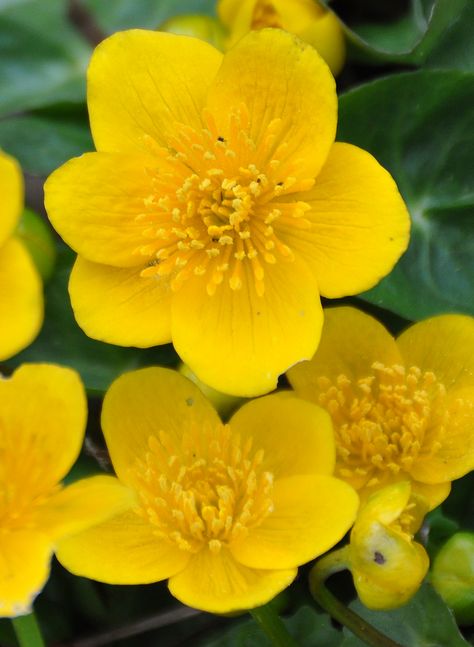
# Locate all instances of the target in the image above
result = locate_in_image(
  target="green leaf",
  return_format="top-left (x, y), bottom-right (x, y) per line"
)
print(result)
top-left (338, 0), bottom-right (469, 65)
top-left (202, 606), bottom-right (342, 646)
top-left (0, 111), bottom-right (93, 176)
top-left (341, 584), bottom-right (470, 647)
top-left (6, 247), bottom-right (178, 395)
top-left (0, 0), bottom-right (90, 117)
top-left (424, 2), bottom-right (474, 72)
top-left (82, 0), bottom-right (216, 34)
top-left (337, 69), bottom-right (474, 320)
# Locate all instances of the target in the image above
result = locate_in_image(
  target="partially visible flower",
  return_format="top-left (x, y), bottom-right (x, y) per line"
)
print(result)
top-left (159, 14), bottom-right (227, 50)
top-left (56, 367), bottom-right (358, 613)
top-left (287, 306), bottom-right (474, 509)
top-left (0, 363), bottom-right (131, 617)
top-left (431, 532), bottom-right (474, 625)
top-left (45, 29), bottom-right (409, 396)
top-left (348, 482), bottom-right (429, 610)
top-left (218, 0), bottom-right (346, 75)
top-left (178, 361), bottom-right (245, 418)
top-left (0, 150), bottom-right (43, 361)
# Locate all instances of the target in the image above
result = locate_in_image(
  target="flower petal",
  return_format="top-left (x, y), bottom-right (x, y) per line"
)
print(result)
top-left (69, 257), bottom-right (172, 347)
top-left (38, 475), bottom-right (134, 540)
top-left (88, 30), bottom-right (223, 153)
top-left (0, 363), bottom-right (86, 487)
top-left (0, 150), bottom-right (22, 247)
top-left (231, 474), bottom-right (358, 569)
top-left (45, 152), bottom-right (159, 267)
top-left (168, 547), bottom-right (296, 613)
top-left (101, 367), bottom-right (220, 488)
top-left (229, 392), bottom-right (335, 478)
top-left (0, 530), bottom-right (51, 618)
top-left (172, 257), bottom-right (323, 396)
top-left (396, 315), bottom-right (474, 391)
top-left (56, 510), bottom-right (189, 584)
top-left (0, 238), bottom-right (43, 361)
top-left (411, 480), bottom-right (451, 510)
top-left (279, 143), bottom-right (410, 298)
top-left (410, 387), bottom-right (474, 484)
top-left (206, 28), bottom-right (336, 180)
top-left (287, 306), bottom-right (402, 402)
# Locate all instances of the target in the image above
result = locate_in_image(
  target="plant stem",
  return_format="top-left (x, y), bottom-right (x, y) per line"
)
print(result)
top-left (309, 547), bottom-right (404, 647)
top-left (250, 603), bottom-right (299, 647)
top-left (12, 612), bottom-right (46, 647)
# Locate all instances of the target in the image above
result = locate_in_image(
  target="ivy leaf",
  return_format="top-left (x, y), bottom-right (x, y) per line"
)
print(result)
top-left (338, 69), bottom-right (474, 319)
top-left (6, 247), bottom-right (178, 395)
top-left (340, 584), bottom-right (470, 647)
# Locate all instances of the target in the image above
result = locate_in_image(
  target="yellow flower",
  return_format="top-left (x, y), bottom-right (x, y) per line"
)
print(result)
top-left (288, 306), bottom-right (474, 510)
top-left (218, 0), bottom-right (346, 75)
top-left (0, 363), bottom-right (131, 617)
top-left (348, 482), bottom-right (429, 609)
top-left (0, 150), bottom-right (43, 361)
top-left (56, 367), bottom-right (358, 613)
top-left (45, 29), bottom-right (409, 397)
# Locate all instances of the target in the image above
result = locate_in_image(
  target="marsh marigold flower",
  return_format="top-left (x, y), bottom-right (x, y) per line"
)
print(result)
top-left (348, 482), bottom-right (429, 609)
top-left (218, 0), bottom-right (346, 75)
top-left (0, 364), bottom-right (131, 617)
top-left (56, 367), bottom-right (358, 613)
top-left (288, 306), bottom-right (474, 509)
top-left (45, 29), bottom-right (409, 397)
top-left (0, 150), bottom-right (43, 361)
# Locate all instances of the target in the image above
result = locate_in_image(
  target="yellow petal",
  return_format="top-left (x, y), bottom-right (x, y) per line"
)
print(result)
top-left (0, 530), bottom-right (51, 617)
top-left (287, 306), bottom-right (402, 402)
top-left (101, 367), bottom-right (220, 488)
top-left (410, 387), bottom-right (474, 484)
top-left (45, 152), bottom-right (158, 267)
top-left (168, 547), bottom-right (296, 613)
top-left (56, 509), bottom-right (189, 584)
top-left (411, 480), bottom-right (451, 510)
top-left (396, 315), bottom-right (474, 391)
top-left (88, 30), bottom-right (222, 153)
top-left (218, 0), bottom-right (253, 29)
top-left (0, 363), bottom-right (86, 487)
top-left (38, 475), bottom-right (134, 540)
top-left (229, 392), bottom-right (336, 478)
top-left (206, 28), bottom-right (337, 180)
top-left (69, 256), bottom-right (172, 347)
top-left (0, 150), bottom-right (22, 247)
top-left (280, 143), bottom-right (410, 298)
top-left (299, 9), bottom-right (346, 76)
top-left (0, 238), bottom-right (43, 361)
top-left (355, 482), bottom-right (411, 530)
top-left (231, 474), bottom-right (358, 569)
top-left (171, 257), bottom-right (323, 397)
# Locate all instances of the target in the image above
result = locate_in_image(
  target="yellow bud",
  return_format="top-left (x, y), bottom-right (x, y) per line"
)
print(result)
top-left (431, 532), bottom-right (474, 625)
top-left (159, 14), bottom-right (227, 50)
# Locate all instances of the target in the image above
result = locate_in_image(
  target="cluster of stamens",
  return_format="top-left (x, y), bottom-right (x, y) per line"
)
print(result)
top-left (132, 423), bottom-right (274, 554)
top-left (317, 363), bottom-right (449, 487)
top-left (134, 105), bottom-right (313, 296)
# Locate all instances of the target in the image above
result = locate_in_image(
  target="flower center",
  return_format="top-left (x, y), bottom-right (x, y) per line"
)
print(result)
top-left (317, 363), bottom-right (448, 487)
top-left (135, 105), bottom-right (313, 296)
top-left (131, 423), bottom-right (274, 554)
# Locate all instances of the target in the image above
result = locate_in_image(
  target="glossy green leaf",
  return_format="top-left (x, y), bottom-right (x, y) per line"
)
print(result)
top-left (6, 247), bottom-right (178, 395)
top-left (0, 0), bottom-right (90, 117)
top-left (424, 2), bottom-right (474, 72)
top-left (341, 584), bottom-right (470, 647)
top-left (338, 70), bottom-right (474, 319)
top-left (337, 0), bottom-right (469, 65)
top-left (0, 111), bottom-right (93, 176)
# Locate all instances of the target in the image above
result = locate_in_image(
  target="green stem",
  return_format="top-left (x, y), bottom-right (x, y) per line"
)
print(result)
top-left (309, 547), bottom-right (404, 647)
top-left (12, 612), bottom-right (46, 647)
top-left (249, 603), bottom-right (299, 647)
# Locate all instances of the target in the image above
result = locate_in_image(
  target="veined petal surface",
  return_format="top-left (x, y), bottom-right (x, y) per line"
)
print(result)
top-left (88, 30), bottom-right (223, 153)
top-left (69, 257), bottom-right (172, 347)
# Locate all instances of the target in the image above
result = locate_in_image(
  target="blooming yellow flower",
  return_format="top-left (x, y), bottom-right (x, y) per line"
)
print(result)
top-left (0, 363), bottom-right (131, 617)
top-left (348, 482), bottom-right (429, 609)
top-left (45, 29), bottom-right (409, 397)
top-left (0, 150), bottom-right (43, 361)
top-left (287, 306), bottom-right (474, 509)
top-left (218, 0), bottom-right (346, 75)
top-left (56, 367), bottom-right (358, 613)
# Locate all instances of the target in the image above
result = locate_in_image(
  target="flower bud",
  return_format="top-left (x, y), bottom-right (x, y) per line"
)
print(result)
top-left (159, 14), bottom-right (227, 50)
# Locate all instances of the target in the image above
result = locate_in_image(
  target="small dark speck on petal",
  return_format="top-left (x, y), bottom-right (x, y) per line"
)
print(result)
top-left (374, 551), bottom-right (386, 565)
top-left (186, 398), bottom-right (194, 406)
